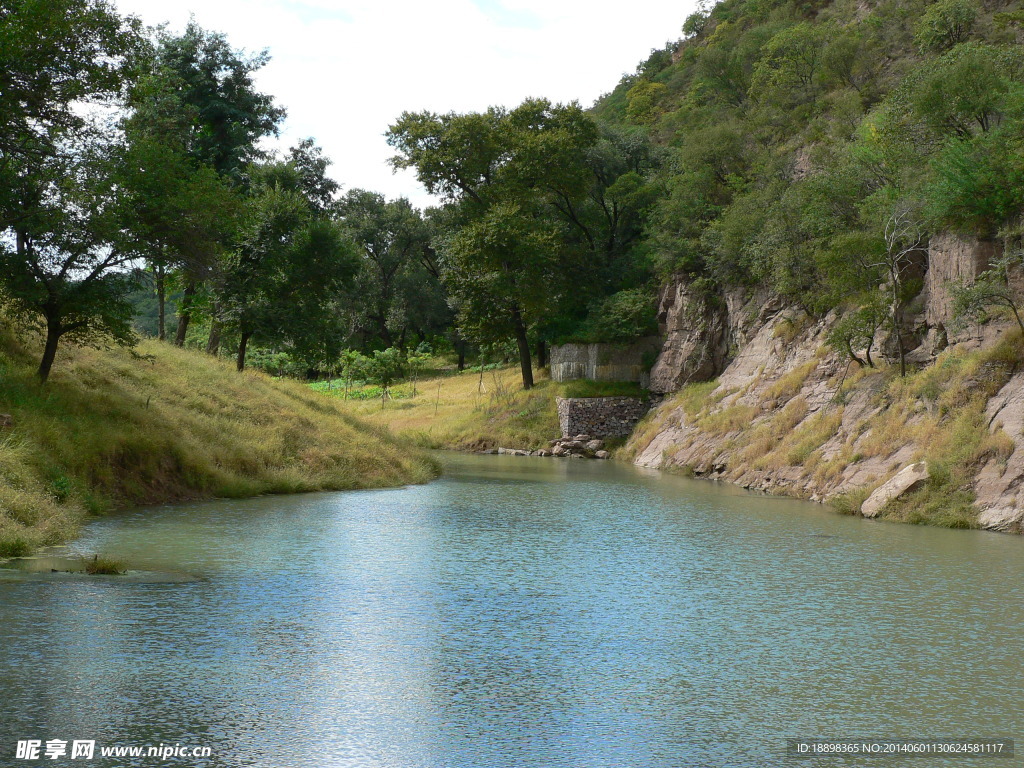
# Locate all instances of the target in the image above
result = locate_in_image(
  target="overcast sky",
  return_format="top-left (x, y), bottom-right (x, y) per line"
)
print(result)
top-left (113, 0), bottom-right (696, 209)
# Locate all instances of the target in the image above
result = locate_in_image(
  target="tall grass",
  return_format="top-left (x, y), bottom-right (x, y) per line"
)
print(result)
top-left (0, 333), bottom-right (437, 556)
top-left (320, 366), bottom-right (560, 451)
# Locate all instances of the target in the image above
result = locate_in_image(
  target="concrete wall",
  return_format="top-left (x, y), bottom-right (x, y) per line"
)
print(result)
top-left (549, 338), bottom-right (660, 386)
top-left (556, 396), bottom-right (653, 438)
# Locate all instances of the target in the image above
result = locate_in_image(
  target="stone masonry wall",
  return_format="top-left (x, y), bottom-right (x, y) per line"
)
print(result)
top-left (556, 396), bottom-right (652, 438)
top-left (549, 338), bottom-right (661, 386)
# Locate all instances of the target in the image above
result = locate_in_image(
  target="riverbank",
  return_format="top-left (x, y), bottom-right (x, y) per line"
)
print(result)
top-left (625, 301), bottom-right (1024, 533)
top-left (316, 366), bottom-right (560, 451)
top-left (0, 332), bottom-right (438, 556)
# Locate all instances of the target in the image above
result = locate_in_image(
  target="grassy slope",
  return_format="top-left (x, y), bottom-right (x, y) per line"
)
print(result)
top-left (0, 331), bottom-right (438, 556)
top-left (318, 366), bottom-right (560, 451)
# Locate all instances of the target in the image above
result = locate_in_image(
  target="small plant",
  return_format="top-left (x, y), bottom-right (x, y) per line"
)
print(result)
top-left (84, 555), bottom-right (127, 575)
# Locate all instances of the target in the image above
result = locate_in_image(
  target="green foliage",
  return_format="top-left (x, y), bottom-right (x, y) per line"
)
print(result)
top-left (151, 21), bottom-right (285, 180)
top-left (362, 347), bottom-right (405, 395)
top-left (219, 161), bottom-right (358, 370)
top-left (569, 288), bottom-right (659, 342)
top-left (914, 0), bottom-right (979, 52)
top-left (626, 80), bottom-right (668, 124)
top-left (337, 189), bottom-right (449, 350)
top-left (84, 555), bottom-right (126, 575)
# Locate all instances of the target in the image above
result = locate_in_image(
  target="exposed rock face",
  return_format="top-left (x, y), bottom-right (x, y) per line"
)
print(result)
top-left (860, 463), bottom-right (929, 518)
top-left (648, 277), bottom-right (729, 393)
top-left (557, 396), bottom-right (652, 438)
top-left (924, 232), bottom-right (998, 329)
top-left (629, 232), bottom-right (1024, 532)
top-left (974, 372), bottom-right (1024, 532)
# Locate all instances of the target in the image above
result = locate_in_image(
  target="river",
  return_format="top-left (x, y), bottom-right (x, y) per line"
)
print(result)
top-left (1, 453), bottom-right (1022, 767)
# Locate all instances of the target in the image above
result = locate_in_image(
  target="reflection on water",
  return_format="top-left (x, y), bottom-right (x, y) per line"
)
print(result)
top-left (1, 453), bottom-right (1022, 767)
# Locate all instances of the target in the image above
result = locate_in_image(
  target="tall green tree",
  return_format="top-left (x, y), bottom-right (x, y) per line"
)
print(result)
top-left (146, 22), bottom-right (285, 346)
top-left (219, 163), bottom-right (357, 371)
top-left (388, 98), bottom-right (604, 387)
top-left (337, 189), bottom-right (448, 349)
top-left (0, 136), bottom-right (140, 382)
top-left (440, 203), bottom-right (561, 389)
top-left (0, 0), bottom-right (144, 381)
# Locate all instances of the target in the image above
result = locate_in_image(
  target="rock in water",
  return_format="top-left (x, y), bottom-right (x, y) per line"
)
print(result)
top-left (861, 462), bottom-right (930, 518)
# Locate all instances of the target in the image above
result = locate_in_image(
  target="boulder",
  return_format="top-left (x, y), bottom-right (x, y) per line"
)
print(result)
top-left (0, 414), bottom-right (12, 428)
top-left (551, 444), bottom-right (567, 457)
top-left (595, 450), bottom-right (610, 460)
top-left (585, 439), bottom-right (604, 452)
top-left (861, 462), bottom-right (930, 518)
top-left (574, 434), bottom-right (591, 441)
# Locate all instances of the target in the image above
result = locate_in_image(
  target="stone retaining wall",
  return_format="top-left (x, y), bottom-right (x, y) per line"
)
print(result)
top-left (549, 338), bottom-right (660, 385)
top-left (556, 396), bottom-right (653, 438)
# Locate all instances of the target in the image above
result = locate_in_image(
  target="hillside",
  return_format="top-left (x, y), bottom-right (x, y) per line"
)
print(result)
top-left (583, 0), bottom-right (1024, 531)
top-left (0, 329), bottom-right (438, 557)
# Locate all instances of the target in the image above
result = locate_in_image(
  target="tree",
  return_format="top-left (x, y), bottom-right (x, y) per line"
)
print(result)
top-left (951, 250), bottom-right (1024, 334)
top-left (388, 98), bottom-right (601, 388)
top-left (219, 163), bottom-right (357, 371)
top-left (827, 294), bottom-right (887, 367)
top-left (441, 203), bottom-right (561, 389)
top-left (0, 137), bottom-right (140, 382)
top-left (337, 190), bottom-right (448, 349)
top-left (117, 106), bottom-right (240, 340)
top-left (0, 0), bottom-right (144, 382)
top-left (362, 347), bottom-right (404, 404)
top-left (875, 203), bottom-right (926, 377)
top-left (0, 0), bottom-right (141, 176)
top-left (147, 22), bottom-right (285, 346)
top-left (914, 0), bottom-right (978, 53)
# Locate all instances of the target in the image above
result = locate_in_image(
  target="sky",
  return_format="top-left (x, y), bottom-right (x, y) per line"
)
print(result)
top-left (113, 0), bottom-right (697, 209)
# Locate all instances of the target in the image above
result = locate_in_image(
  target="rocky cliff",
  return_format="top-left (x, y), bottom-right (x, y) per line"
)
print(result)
top-left (629, 233), bottom-right (1024, 533)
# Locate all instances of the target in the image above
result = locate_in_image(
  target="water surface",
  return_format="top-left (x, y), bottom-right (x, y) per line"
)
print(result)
top-left (1, 453), bottom-right (1021, 767)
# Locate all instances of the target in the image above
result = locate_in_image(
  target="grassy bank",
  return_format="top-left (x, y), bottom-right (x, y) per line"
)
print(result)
top-left (0, 331), bottom-right (438, 557)
top-left (314, 366), bottom-right (561, 451)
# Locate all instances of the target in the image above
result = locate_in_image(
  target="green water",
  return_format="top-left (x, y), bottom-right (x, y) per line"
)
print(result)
top-left (1, 453), bottom-right (1021, 767)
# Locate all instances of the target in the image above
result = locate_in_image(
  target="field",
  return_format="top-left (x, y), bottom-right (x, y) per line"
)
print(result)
top-left (314, 365), bottom-right (561, 451)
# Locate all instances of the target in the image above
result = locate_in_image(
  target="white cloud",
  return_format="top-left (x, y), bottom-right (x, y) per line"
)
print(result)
top-left (114, 0), bottom-right (695, 209)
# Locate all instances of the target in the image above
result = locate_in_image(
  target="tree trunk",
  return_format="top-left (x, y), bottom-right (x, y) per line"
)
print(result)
top-left (206, 303), bottom-right (222, 356)
top-left (237, 330), bottom-right (251, 372)
top-left (845, 339), bottom-right (866, 368)
top-left (511, 305), bottom-right (534, 390)
top-left (174, 281), bottom-right (197, 347)
top-left (156, 264), bottom-right (166, 341)
top-left (38, 320), bottom-right (61, 383)
top-left (456, 338), bottom-right (466, 371)
top-left (536, 339), bottom-right (547, 369)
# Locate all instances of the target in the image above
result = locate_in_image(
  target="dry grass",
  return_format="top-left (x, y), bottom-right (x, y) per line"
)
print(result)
top-left (0, 333), bottom-right (437, 556)
top-left (320, 366), bottom-right (560, 451)
top-left (620, 326), bottom-right (1024, 530)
